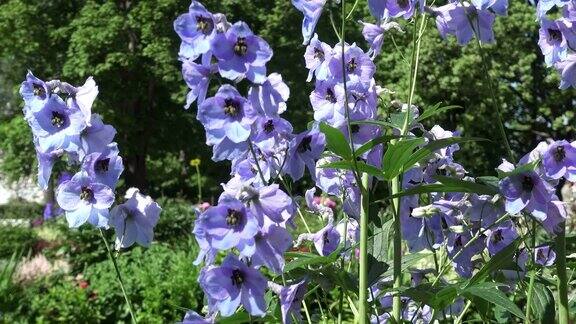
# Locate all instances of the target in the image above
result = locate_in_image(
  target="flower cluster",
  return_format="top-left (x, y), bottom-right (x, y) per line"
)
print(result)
top-left (20, 72), bottom-right (161, 248)
top-left (536, 1), bottom-right (576, 88)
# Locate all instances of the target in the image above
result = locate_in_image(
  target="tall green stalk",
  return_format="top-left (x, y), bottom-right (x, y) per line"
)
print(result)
top-left (99, 229), bottom-right (137, 323)
top-left (358, 173), bottom-right (370, 323)
top-left (555, 224), bottom-right (570, 324)
top-left (391, 10), bottom-right (427, 322)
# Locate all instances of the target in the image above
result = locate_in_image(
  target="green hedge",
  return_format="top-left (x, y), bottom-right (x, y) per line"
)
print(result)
top-left (0, 226), bottom-right (37, 259)
top-left (0, 201), bottom-right (43, 220)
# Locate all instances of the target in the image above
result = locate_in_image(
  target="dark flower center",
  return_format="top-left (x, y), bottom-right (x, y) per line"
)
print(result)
top-left (314, 47), bottom-right (324, 60)
top-left (33, 84), bottom-right (46, 98)
top-left (226, 209), bottom-right (242, 226)
top-left (455, 236), bottom-right (463, 248)
top-left (263, 119), bottom-right (275, 133)
top-left (323, 232), bottom-right (330, 244)
top-left (231, 269), bottom-right (244, 286)
top-left (51, 111), bottom-right (66, 128)
top-left (548, 29), bottom-right (562, 42)
top-left (196, 15), bottom-right (213, 35)
top-left (398, 0), bottom-right (409, 8)
top-left (325, 88), bottom-right (337, 103)
top-left (351, 124), bottom-right (360, 133)
top-left (441, 217), bottom-right (448, 230)
top-left (297, 135), bottom-right (313, 153)
top-left (347, 58), bottom-right (357, 73)
top-left (234, 37), bottom-right (248, 56)
top-left (492, 230), bottom-right (503, 244)
top-left (521, 175), bottom-right (534, 192)
top-left (537, 248), bottom-right (545, 261)
top-left (95, 158), bottom-right (110, 172)
top-left (554, 146), bottom-right (566, 162)
top-left (224, 98), bottom-right (241, 117)
top-left (80, 186), bottom-right (94, 201)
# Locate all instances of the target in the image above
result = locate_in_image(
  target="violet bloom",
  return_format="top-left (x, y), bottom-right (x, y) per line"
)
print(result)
top-left (268, 280), bottom-right (307, 324)
top-left (542, 199), bottom-right (567, 236)
top-left (486, 223), bottom-right (517, 256)
top-left (248, 224), bottom-right (292, 273)
top-left (433, 2), bottom-right (495, 46)
top-left (542, 140), bottom-right (576, 181)
top-left (310, 79), bottom-right (346, 126)
top-left (385, 0), bottom-right (417, 19)
top-left (196, 198), bottom-right (259, 252)
top-left (558, 18), bottom-right (576, 50)
top-left (248, 73), bottom-right (290, 117)
top-left (555, 53), bottom-right (576, 89)
top-left (468, 194), bottom-right (504, 230)
top-left (82, 143), bottom-right (124, 189)
top-left (174, 1), bottom-right (216, 60)
top-left (109, 188), bottom-right (162, 249)
top-left (179, 310), bottom-right (214, 324)
top-left (20, 71), bottom-right (51, 113)
top-left (368, 0), bottom-right (387, 21)
top-left (211, 21), bottom-right (272, 83)
top-left (58, 77), bottom-right (99, 126)
top-left (56, 171), bottom-right (114, 228)
top-left (197, 85), bottom-right (257, 161)
top-left (251, 116), bottom-right (293, 155)
top-left (35, 148), bottom-right (62, 190)
top-left (200, 254), bottom-right (267, 316)
top-left (25, 95), bottom-right (86, 153)
top-left (498, 159), bottom-right (553, 220)
top-left (182, 52), bottom-right (215, 108)
top-left (292, 0), bottom-right (327, 45)
top-left (328, 44), bottom-right (375, 87)
top-left (447, 231), bottom-right (484, 277)
top-left (538, 19), bottom-right (567, 66)
top-left (471, 0), bottom-right (508, 16)
top-left (80, 114), bottom-right (117, 158)
top-left (284, 126), bottom-right (326, 181)
top-left (537, 0), bottom-right (572, 19)
top-left (534, 245), bottom-right (556, 266)
top-left (402, 200), bottom-right (444, 253)
top-left (304, 34), bottom-right (333, 81)
top-left (313, 223), bottom-right (341, 256)
top-left (315, 156), bottom-right (354, 196)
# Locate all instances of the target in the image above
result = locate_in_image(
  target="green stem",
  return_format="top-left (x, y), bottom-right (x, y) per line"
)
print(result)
top-left (359, 173), bottom-right (370, 323)
top-left (525, 219), bottom-right (537, 323)
top-left (99, 229), bottom-right (137, 324)
top-left (455, 300), bottom-right (472, 324)
top-left (555, 223), bottom-right (570, 324)
top-left (195, 164), bottom-right (202, 203)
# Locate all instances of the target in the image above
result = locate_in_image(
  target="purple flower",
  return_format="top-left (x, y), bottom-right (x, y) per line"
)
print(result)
top-left (498, 160), bottom-right (554, 220)
top-left (80, 114), bottom-right (117, 158)
top-left (486, 223), bottom-right (517, 256)
top-left (248, 73), bottom-right (290, 117)
top-left (56, 171), bottom-right (114, 228)
top-left (248, 224), bottom-right (292, 273)
top-left (250, 116), bottom-right (293, 156)
top-left (211, 21), bottom-right (272, 83)
top-left (35, 148), bottom-right (61, 190)
top-left (179, 310), bottom-right (214, 324)
top-left (82, 143), bottom-right (124, 189)
top-left (182, 52), bottom-right (215, 108)
top-left (195, 198), bottom-right (259, 252)
top-left (199, 254), bottom-right (267, 316)
top-left (433, 3), bottom-right (495, 46)
top-left (304, 34), bottom-right (333, 81)
top-left (109, 188), bottom-right (162, 249)
top-left (468, 194), bottom-right (504, 230)
top-left (310, 79), bottom-right (346, 126)
top-left (59, 77), bottom-right (99, 127)
top-left (313, 223), bottom-right (341, 256)
top-left (197, 85), bottom-right (257, 161)
top-left (24, 95), bottom-right (86, 153)
top-left (471, 0), bottom-right (508, 16)
top-left (385, 0), bottom-right (417, 19)
top-left (174, 1), bottom-right (216, 60)
top-left (368, 0), bottom-right (387, 21)
top-left (537, 0), bottom-right (572, 19)
top-left (555, 53), bottom-right (576, 89)
top-left (292, 0), bottom-right (327, 44)
top-left (315, 156), bottom-right (354, 196)
top-left (447, 231), bottom-right (484, 277)
top-left (542, 199), bottom-right (567, 235)
top-left (20, 71), bottom-right (51, 114)
top-left (402, 201), bottom-right (445, 252)
top-left (534, 245), bottom-right (556, 266)
top-left (284, 126), bottom-right (326, 181)
top-left (328, 44), bottom-right (375, 87)
top-left (538, 19), bottom-right (568, 66)
top-left (542, 140), bottom-right (576, 181)
top-left (269, 280), bottom-right (307, 324)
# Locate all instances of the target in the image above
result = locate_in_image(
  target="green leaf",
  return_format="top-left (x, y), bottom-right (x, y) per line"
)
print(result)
top-left (401, 137), bottom-right (488, 172)
top-left (467, 238), bottom-right (521, 287)
top-left (318, 160), bottom-right (383, 178)
top-left (529, 282), bottom-right (555, 322)
top-left (387, 176), bottom-right (498, 200)
top-left (381, 252), bottom-right (432, 279)
top-left (355, 135), bottom-right (400, 157)
top-left (367, 217), bottom-right (394, 286)
top-left (496, 160), bottom-right (539, 179)
top-left (319, 122), bottom-right (352, 159)
top-left (382, 137), bottom-right (426, 180)
top-left (462, 283), bottom-right (525, 320)
top-left (402, 283), bottom-right (459, 310)
top-left (416, 104), bottom-right (462, 122)
top-left (351, 119), bottom-right (397, 129)
top-left (284, 248), bottom-right (342, 272)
